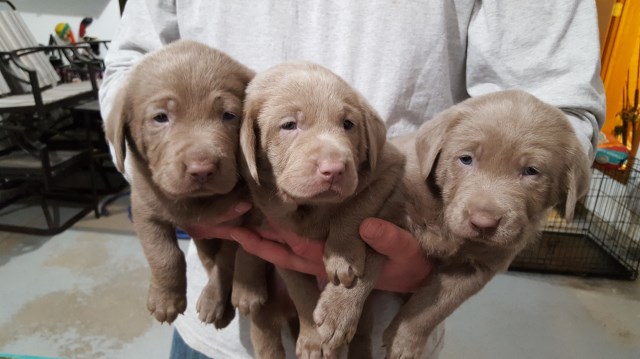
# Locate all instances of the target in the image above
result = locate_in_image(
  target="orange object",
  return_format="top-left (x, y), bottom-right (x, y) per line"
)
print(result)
top-left (55, 22), bottom-right (76, 44)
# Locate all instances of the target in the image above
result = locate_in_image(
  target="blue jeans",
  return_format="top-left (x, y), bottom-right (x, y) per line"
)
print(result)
top-left (169, 329), bottom-right (212, 359)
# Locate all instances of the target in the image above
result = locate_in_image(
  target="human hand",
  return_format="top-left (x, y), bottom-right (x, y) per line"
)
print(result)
top-left (227, 217), bottom-right (433, 293)
top-left (183, 201), bottom-right (253, 240)
top-left (359, 218), bottom-right (433, 292)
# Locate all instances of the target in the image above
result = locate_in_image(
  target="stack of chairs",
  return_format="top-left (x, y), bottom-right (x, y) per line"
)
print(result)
top-left (0, 1), bottom-right (108, 235)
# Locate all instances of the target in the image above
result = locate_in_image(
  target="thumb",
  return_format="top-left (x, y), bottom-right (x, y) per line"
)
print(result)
top-left (360, 217), bottom-right (419, 259)
top-left (183, 202), bottom-right (252, 239)
top-left (215, 201), bottom-right (252, 224)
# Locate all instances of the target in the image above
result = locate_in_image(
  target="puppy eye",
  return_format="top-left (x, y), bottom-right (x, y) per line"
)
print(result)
top-left (153, 113), bottom-right (169, 123)
top-left (281, 121), bottom-right (297, 130)
top-left (222, 112), bottom-right (237, 121)
top-left (523, 166), bottom-right (540, 176)
top-left (459, 155), bottom-right (473, 165)
top-left (343, 119), bottom-right (354, 130)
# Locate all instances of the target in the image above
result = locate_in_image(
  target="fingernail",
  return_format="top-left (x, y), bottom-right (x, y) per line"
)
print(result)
top-left (360, 218), bottom-right (382, 239)
top-left (234, 202), bottom-right (252, 213)
top-left (229, 229), bottom-right (241, 242)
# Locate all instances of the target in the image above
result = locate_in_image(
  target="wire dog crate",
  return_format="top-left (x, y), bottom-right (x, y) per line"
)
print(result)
top-left (510, 158), bottom-right (640, 280)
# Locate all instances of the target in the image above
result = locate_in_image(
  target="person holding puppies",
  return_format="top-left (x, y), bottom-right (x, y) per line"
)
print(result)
top-left (100, 1), bottom-right (604, 358)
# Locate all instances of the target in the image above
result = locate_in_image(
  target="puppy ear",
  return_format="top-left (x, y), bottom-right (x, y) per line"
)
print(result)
top-left (240, 97), bottom-right (261, 185)
top-left (561, 148), bottom-right (591, 223)
top-left (104, 88), bottom-right (128, 174)
top-left (415, 106), bottom-right (462, 180)
top-left (363, 107), bottom-right (387, 173)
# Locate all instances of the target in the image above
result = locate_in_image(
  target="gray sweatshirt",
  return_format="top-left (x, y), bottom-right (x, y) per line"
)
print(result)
top-left (99, 1), bottom-right (605, 358)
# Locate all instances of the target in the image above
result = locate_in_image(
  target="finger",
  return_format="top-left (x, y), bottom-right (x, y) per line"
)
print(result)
top-left (286, 235), bottom-right (325, 261)
top-left (213, 201), bottom-right (252, 224)
top-left (184, 225), bottom-right (238, 240)
top-left (182, 202), bottom-right (252, 239)
top-left (260, 221), bottom-right (325, 260)
top-left (253, 226), bottom-right (286, 243)
top-left (375, 255), bottom-right (433, 293)
top-left (359, 217), bottom-right (421, 260)
top-left (230, 228), bottom-right (325, 276)
top-left (262, 219), bottom-right (300, 245)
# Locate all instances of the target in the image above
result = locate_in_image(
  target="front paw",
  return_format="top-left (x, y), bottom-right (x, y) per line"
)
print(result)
top-left (231, 282), bottom-right (267, 316)
top-left (296, 326), bottom-right (333, 359)
top-left (196, 283), bottom-right (235, 329)
top-left (147, 285), bottom-right (186, 324)
top-left (383, 322), bottom-right (426, 359)
top-left (323, 254), bottom-right (364, 288)
top-left (313, 286), bottom-right (360, 353)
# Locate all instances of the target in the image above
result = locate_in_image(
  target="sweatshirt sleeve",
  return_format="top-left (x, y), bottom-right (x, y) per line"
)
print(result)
top-left (98, 0), bottom-right (179, 177)
top-left (465, 1), bottom-right (605, 159)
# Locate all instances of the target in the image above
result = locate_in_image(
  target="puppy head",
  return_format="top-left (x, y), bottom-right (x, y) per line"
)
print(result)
top-left (416, 90), bottom-right (590, 247)
top-left (240, 62), bottom-right (386, 204)
top-left (105, 40), bottom-right (254, 198)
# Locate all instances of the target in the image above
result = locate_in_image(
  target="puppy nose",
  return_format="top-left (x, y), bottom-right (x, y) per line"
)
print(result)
top-left (317, 160), bottom-right (344, 181)
top-left (186, 161), bottom-right (216, 182)
top-left (469, 211), bottom-right (501, 231)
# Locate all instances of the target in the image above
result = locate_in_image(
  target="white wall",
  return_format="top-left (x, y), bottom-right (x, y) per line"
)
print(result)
top-left (9, 0), bottom-right (121, 45)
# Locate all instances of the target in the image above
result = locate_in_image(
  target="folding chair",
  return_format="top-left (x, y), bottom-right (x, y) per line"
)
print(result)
top-left (0, 2), bottom-right (103, 235)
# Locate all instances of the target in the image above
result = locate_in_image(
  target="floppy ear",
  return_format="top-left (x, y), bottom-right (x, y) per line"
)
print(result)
top-left (240, 97), bottom-right (261, 185)
top-left (561, 148), bottom-right (591, 223)
top-left (104, 89), bottom-right (128, 174)
top-left (363, 106), bottom-right (387, 173)
top-left (415, 106), bottom-right (462, 180)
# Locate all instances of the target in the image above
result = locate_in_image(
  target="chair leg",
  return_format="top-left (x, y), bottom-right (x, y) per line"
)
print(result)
top-left (39, 146), bottom-right (53, 193)
top-left (83, 112), bottom-right (101, 218)
top-left (89, 155), bottom-right (100, 218)
top-left (98, 163), bottom-right (114, 192)
top-left (40, 194), bottom-right (54, 230)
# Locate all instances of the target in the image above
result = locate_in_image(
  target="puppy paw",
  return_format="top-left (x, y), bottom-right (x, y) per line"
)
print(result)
top-left (296, 326), bottom-right (331, 359)
top-left (231, 282), bottom-right (268, 316)
top-left (146, 286), bottom-right (186, 324)
top-left (384, 338), bottom-right (424, 359)
top-left (323, 255), bottom-right (364, 288)
top-left (313, 286), bottom-right (360, 353)
top-left (383, 323), bottom-right (425, 359)
top-left (196, 283), bottom-right (235, 329)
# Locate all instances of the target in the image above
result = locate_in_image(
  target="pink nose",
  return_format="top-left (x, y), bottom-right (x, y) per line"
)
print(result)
top-left (317, 161), bottom-right (344, 182)
top-left (186, 161), bottom-right (216, 182)
top-left (469, 211), bottom-right (501, 231)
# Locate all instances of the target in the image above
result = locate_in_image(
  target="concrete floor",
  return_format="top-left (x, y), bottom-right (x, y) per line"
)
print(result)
top-left (0, 195), bottom-right (639, 359)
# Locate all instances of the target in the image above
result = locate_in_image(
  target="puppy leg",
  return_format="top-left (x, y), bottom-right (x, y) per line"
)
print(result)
top-left (134, 215), bottom-right (186, 324)
top-left (383, 267), bottom-right (491, 359)
top-left (251, 286), bottom-right (288, 359)
top-left (193, 238), bottom-right (237, 328)
top-left (347, 295), bottom-right (374, 359)
top-left (323, 171), bottom-right (404, 288)
top-left (323, 204), bottom-right (374, 288)
top-left (314, 251), bottom-right (384, 355)
top-left (251, 308), bottom-right (285, 359)
top-left (324, 235), bottom-right (366, 288)
top-left (232, 247), bottom-right (269, 315)
top-left (277, 269), bottom-right (325, 359)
